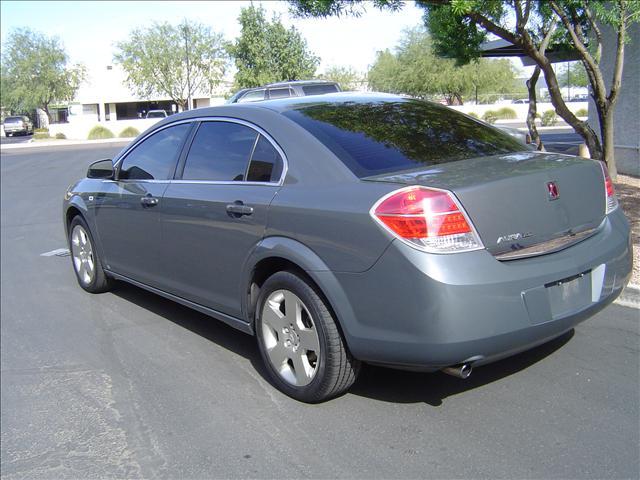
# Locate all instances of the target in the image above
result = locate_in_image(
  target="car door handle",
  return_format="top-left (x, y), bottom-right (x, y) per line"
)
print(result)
top-left (226, 202), bottom-right (254, 217)
top-left (140, 195), bottom-right (159, 207)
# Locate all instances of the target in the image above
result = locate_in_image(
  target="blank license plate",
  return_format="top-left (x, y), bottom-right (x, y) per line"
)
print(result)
top-left (547, 272), bottom-right (591, 319)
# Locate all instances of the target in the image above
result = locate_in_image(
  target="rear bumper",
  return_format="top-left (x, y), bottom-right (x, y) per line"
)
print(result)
top-left (323, 208), bottom-right (632, 370)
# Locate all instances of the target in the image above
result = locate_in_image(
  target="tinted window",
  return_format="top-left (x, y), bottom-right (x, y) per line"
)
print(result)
top-left (268, 88), bottom-right (292, 99)
top-left (238, 90), bottom-right (265, 103)
top-left (247, 135), bottom-right (283, 182)
top-left (301, 84), bottom-right (340, 95)
top-left (4, 116), bottom-right (23, 124)
top-left (283, 100), bottom-right (524, 177)
top-left (119, 123), bottom-right (190, 180)
top-left (182, 122), bottom-right (257, 181)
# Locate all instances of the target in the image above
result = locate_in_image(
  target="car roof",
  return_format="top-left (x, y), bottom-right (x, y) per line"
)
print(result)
top-left (264, 80), bottom-right (339, 88)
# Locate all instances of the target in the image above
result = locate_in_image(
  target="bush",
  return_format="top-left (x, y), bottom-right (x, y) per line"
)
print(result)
top-left (467, 111), bottom-right (479, 118)
top-left (119, 126), bottom-right (140, 138)
top-left (55, 132), bottom-right (66, 139)
top-left (34, 132), bottom-right (50, 140)
top-left (34, 128), bottom-right (49, 133)
top-left (541, 110), bottom-right (558, 126)
top-left (482, 110), bottom-right (498, 124)
top-left (87, 125), bottom-right (114, 140)
top-left (495, 107), bottom-right (517, 119)
top-left (576, 108), bottom-right (588, 117)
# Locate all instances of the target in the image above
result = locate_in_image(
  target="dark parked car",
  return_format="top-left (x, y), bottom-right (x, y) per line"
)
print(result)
top-left (3, 115), bottom-right (33, 136)
top-left (226, 80), bottom-right (341, 104)
top-left (63, 94), bottom-right (632, 402)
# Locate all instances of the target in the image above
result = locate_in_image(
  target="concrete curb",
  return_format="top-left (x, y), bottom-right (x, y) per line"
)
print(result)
top-left (1, 138), bottom-right (131, 150)
top-left (615, 283), bottom-right (640, 309)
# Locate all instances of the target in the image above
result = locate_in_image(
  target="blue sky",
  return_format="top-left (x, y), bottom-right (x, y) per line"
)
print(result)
top-left (0, 0), bottom-right (425, 73)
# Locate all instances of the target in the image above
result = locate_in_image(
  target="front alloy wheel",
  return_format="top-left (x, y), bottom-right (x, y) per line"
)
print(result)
top-left (68, 216), bottom-right (112, 293)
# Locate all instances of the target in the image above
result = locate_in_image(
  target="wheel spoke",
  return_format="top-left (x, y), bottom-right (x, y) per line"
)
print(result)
top-left (291, 352), bottom-right (311, 385)
top-left (298, 328), bottom-right (320, 352)
top-left (283, 291), bottom-right (301, 324)
top-left (266, 341), bottom-right (289, 369)
top-left (262, 300), bottom-right (287, 330)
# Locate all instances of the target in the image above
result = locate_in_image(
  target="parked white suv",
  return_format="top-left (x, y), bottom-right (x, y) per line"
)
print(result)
top-left (3, 116), bottom-right (33, 136)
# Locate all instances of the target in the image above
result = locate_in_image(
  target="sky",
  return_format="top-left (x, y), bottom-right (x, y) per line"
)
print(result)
top-left (0, 0), bottom-right (426, 74)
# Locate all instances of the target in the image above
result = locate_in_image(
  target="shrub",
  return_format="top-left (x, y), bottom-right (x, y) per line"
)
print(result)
top-left (34, 128), bottom-right (49, 133)
top-left (34, 132), bottom-right (50, 140)
top-left (119, 126), bottom-right (140, 138)
top-left (467, 111), bottom-right (479, 118)
top-left (576, 108), bottom-right (588, 117)
top-left (55, 132), bottom-right (66, 139)
top-left (87, 125), bottom-right (114, 140)
top-left (482, 110), bottom-right (498, 124)
top-left (495, 107), bottom-right (517, 119)
top-left (541, 110), bottom-right (558, 126)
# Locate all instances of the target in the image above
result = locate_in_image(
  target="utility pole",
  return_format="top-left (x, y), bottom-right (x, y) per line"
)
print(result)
top-left (184, 23), bottom-right (192, 111)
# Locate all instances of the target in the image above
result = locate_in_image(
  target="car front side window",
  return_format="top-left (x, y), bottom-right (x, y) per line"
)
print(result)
top-left (181, 122), bottom-right (258, 182)
top-left (119, 123), bottom-right (191, 180)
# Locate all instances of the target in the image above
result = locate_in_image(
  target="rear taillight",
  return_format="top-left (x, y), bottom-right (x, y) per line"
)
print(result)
top-left (371, 186), bottom-right (483, 253)
top-left (599, 161), bottom-right (618, 214)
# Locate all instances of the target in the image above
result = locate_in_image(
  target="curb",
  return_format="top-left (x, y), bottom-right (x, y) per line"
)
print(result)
top-left (1, 138), bottom-right (131, 150)
top-left (615, 283), bottom-right (640, 309)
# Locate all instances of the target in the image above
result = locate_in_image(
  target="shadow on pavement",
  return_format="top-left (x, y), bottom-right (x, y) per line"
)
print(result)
top-left (111, 281), bottom-right (574, 406)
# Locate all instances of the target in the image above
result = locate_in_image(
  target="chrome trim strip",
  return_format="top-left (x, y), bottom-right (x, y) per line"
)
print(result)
top-left (113, 116), bottom-right (289, 186)
top-left (106, 270), bottom-right (253, 335)
top-left (495, 222), bottom-right (602, 261)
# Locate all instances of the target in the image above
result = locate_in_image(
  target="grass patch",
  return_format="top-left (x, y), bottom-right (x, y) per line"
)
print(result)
top-left (119, 126), bottom-right (140, 138)
top-left (541, 110), bottom-right (558, 126)
top-left (495, 107), bottom-right (517, 119)
top-left (87, 125), bottom-right (114, 140)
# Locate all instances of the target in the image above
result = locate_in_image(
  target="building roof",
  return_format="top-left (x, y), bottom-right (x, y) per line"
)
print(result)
top-left (480, 39), bottom-right (580, 66)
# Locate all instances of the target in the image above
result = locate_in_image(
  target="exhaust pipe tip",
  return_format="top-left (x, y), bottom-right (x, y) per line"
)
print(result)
top-left (442, 363), bottom-right (473, 379)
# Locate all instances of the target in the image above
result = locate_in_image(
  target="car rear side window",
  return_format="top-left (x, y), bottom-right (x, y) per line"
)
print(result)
top-left (182, 122), bottom-right (257, 181)
top-left (301, 84), bottom-right (339, 95)
top-left (283, 100), bottom-right (524, 177)
top-left (268, 88), bottom-right (292, 99)
top-left (119, 123), bottom-right (190, 180)
top-left (238, 90), bottom-right (266, 103)
top-left (247, 135), bottom-right (283, 182)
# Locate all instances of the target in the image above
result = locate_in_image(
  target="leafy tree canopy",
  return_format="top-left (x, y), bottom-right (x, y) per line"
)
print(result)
top-left (318, 65), bottom-right (364, 90)
top-left (0, 28), bottom-right (84, 120)
top-left (114, 19), bottom-right (226, 110)
top-left (367, 27), bottom-right (518, 105)
top-left (557, 61), bottom-right (589, 88)
top-left (228, 5), bottom-right (319, 89)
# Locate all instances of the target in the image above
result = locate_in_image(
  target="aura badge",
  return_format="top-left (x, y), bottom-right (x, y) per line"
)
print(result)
top-left (547, 181), bottom-right (560, 200)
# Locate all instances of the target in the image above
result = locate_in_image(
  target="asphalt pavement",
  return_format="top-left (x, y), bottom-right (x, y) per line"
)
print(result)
top-left (0, 133), bottom-right (33, 145)
top-left (1, 144), bottom-right (638, 479)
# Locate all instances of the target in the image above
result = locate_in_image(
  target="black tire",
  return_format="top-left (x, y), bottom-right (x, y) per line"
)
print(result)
top-left (255, 271), bottom-right (360, 403)
top-left (68, 215), bottom-right (112, 293)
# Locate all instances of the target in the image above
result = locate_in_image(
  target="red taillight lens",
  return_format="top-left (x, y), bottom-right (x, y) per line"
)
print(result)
top-left (372, 187), bottom-right (482, 253)
top-left (599, 161), bottom-right (618, 214)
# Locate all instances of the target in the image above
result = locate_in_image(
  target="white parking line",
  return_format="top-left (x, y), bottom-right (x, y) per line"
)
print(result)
top-left (40, 248), bottom-right (70, 257)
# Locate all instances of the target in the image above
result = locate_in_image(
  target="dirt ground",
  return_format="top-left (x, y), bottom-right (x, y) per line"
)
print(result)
top-left (615, 174), bottom-right (639, 285)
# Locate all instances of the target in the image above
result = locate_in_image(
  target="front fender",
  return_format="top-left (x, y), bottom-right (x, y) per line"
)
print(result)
top-left (241, 236), bottom-right (361, 348)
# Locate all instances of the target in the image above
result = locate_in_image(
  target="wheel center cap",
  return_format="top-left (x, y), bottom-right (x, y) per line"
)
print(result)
top-left (283, 327), bottom-right (300, 351)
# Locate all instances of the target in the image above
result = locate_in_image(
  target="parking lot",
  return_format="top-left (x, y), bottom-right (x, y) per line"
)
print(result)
top-left (1, 143), bottom-right (638, 478)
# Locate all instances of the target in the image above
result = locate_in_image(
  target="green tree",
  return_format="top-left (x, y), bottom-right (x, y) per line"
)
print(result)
top-left (0, 28), bottom-right (84, 122)
top-left (228, 5), bottom-right (319, 88)
top-left (367, 28), bottom-right (517, 105)
top-left (318, 65), bottom-right (364, 90)
top-left (557, 62), bottom-right (589, 88)
top-left (290, 0), bottom-right (640, 177)
top-left (114, 19), bottom-right (226, 111)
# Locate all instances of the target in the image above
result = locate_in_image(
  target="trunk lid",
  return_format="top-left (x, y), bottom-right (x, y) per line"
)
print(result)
top-left (364, 152), bottom-right (606, 259)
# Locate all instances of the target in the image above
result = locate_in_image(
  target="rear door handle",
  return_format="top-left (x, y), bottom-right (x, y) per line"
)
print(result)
top-left (140, 195), bottom-right (159, 207)
top-left (226, 201), bottom-right (254, 217)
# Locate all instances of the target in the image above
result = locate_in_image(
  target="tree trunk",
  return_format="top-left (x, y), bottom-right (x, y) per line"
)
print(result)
top-left (43, 104), bottom-right (52, 124)
top-left (601, 107), bottom-right (618, 179)
top-left (525, 66), bottom-right (544, 151)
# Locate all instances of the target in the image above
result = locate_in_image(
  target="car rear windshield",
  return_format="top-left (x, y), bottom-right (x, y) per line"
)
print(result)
top-left (282, 100), bottom-right (524, 177)
top-left (301, 84), bottom-right (340, 95)
top-left (4, 117), bottom-right (23, 124)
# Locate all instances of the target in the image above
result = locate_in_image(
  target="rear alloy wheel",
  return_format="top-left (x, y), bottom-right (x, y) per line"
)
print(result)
top-left (69, 216), bottom-right (112, 293)
top-left (256, 271), bottom-right (360, 403)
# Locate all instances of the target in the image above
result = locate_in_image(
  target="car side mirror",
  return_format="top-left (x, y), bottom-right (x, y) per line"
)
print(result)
top-left (87, 159), bottom-right (114, 179)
